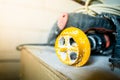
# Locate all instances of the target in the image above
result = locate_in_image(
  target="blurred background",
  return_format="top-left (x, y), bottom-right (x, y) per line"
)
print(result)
top-left (0, 0), bottom-right (80, 80)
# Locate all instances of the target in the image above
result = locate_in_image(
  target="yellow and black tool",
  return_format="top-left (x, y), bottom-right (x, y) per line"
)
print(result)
top-left (55, 26), bottom-right (113, 66)
top-left (55, 27), bottom-right (91, 66)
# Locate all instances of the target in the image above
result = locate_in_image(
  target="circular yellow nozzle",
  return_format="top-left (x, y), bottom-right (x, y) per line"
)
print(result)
top-left (55, 27), bottom-right (91, 66)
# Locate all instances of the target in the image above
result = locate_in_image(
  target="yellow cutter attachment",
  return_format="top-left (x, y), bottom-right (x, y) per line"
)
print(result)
top-left (55, 27), bottom-right (91, 66)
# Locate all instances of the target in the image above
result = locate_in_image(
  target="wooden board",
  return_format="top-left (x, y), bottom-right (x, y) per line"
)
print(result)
top-left (20, 46), bottom-right (120, 80)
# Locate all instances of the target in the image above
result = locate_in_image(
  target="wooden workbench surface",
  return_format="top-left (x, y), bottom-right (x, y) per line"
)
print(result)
top-left (21, 46), bottom-right (120, 80)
